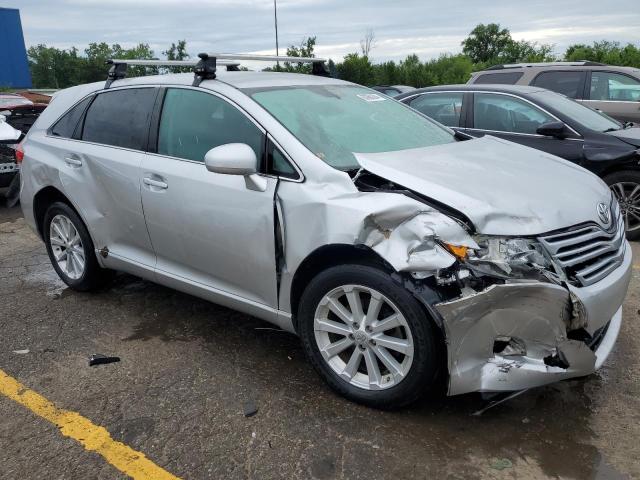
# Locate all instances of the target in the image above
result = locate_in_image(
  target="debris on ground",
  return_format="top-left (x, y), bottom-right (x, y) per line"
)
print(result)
top-left (243, 400), bottom-right (258, 417)
top-left (472, 389), bottom-right (529, 416)
top-left (490, 458), bottom-right (513, 470)
top-left (12, 349), bottom-right (29, 354)
top-left (88, 354), bottom-right (121, 366)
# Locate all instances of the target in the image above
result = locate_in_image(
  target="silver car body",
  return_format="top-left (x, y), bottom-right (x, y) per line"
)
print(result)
top-left (20, 71), bottom-right (631, 395)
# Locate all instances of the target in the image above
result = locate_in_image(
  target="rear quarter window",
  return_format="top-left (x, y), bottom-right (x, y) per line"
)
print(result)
top-left (531, 71), bottom-right (586, 99)
top-left (472, 72), bottom-right (523, 85)
top-left (50, 96), bottom-right (93, 139)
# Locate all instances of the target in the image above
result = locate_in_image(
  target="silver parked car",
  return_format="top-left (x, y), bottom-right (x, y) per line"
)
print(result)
top-left (15, 55), bottom-right (632, 408)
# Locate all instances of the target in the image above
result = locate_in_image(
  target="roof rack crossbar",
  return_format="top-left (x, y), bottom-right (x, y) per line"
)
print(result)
top-left (104, 52), bottom-right (330, 88)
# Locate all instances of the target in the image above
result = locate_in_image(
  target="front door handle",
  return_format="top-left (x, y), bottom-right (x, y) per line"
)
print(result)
top-left (64, 155), bottom-right (82, 167)
top-left (143, 177), bottom-right (168, 189)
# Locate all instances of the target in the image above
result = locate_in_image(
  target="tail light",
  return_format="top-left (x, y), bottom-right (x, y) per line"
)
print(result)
top-left (15, 143), bottom-right (24, 164)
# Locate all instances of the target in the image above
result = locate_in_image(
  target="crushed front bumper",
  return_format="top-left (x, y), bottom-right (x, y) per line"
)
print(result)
top-left (436, 242), bottom-right (632, 395)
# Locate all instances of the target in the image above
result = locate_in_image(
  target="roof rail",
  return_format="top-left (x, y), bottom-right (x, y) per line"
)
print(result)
top-left (483, 61), bottom-right (607, 71)
top-left (105, 52), bottom-right (329, 88)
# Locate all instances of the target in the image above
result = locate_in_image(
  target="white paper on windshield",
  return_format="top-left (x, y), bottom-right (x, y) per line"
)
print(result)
top-left (357, 94), bottom-right (386, 102)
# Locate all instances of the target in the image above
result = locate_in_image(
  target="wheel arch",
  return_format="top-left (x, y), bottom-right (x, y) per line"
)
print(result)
top-left (33, 186), bottom-right (90, 242)
top-left (289, 244), bottom-right (393, 331)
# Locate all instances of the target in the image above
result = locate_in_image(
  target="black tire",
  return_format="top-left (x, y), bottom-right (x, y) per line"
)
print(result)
top-left (603, 170), bottom-right (640, 241)
top-left (298, 264), bottom-right (441, 409)
top-left (43, 201), bottom-right (111, 291)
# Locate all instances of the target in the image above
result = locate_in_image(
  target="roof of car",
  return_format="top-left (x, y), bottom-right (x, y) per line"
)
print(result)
top-left (396, 84), bottom-right (547, 98)
top-left (473, 63), bottom-right (640, 75)
top-left (105, 70), bottom-right (351, 90)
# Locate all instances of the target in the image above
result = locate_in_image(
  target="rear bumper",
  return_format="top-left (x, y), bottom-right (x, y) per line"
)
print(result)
top-left (436, 242), bottom-right (632, 395)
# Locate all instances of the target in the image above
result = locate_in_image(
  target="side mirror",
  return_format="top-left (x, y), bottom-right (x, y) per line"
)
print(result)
top-left (204, 143), bottom-right (258, 175)
top-left (204, 143), bottom-right (267, 192)
top-left (0, 117), bottom-right (22, 144)
top-left (536, 121), bottom-right (567, 139)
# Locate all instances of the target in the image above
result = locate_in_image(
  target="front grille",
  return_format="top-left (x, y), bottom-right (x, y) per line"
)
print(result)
top-left (538, 203), bottom-right (625, 287)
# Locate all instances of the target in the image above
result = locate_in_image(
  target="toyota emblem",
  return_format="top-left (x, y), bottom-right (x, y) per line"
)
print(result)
top-left (597, 202), bottom-right (610, 224)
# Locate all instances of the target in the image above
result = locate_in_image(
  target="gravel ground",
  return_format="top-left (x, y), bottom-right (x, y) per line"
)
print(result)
top-left (1, 205), bottom-right (638, 480)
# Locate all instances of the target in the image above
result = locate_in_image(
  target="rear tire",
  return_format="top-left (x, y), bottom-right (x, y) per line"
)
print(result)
top-left (43, 202), bottom-right (111, 291)
top-left (298, 264), bottom-right (441, 409)
top-left (604, 170), bottom-right (640, 241)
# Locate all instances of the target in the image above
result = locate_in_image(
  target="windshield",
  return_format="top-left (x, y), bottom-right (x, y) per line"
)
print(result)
top-left (531, 91), bottom-right (622, 132)
top-left (248, 84), bottom-right (454, 170)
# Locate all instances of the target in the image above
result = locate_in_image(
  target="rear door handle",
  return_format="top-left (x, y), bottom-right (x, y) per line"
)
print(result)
top-left (64, 155), bottom-right (82, 167)
top-left (143, 177), bottom-right (168, 189)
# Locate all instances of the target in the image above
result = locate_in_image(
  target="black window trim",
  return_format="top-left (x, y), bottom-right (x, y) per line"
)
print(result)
top-left (530, 69), bottom-right (587, 100)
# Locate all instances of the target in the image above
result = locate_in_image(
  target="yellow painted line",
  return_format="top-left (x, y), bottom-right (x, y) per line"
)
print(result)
top-left (0, 368), bottom-right (180, 480)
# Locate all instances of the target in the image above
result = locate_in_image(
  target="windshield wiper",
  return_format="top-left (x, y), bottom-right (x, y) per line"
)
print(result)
top-left (603, 127), bottom-right (621, 133)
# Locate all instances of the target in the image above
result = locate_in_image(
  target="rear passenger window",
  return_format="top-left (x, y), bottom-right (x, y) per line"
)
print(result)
top-left (472, 72), bottom-right (523, 85)
top-left (473, 93), bottom-right (554, 134)
top-left (50, 96), bottom-right (93, 139)
top-left (532, 71), bottom-right (586, 98)
top-left (590, 72), bottom-right (640, 101)
top-left (157, 88), bottom-right (264, 163)
top-left (409, 93), bottom-right (463, 127)
top-left (82, 88), bottom-right (157, 150)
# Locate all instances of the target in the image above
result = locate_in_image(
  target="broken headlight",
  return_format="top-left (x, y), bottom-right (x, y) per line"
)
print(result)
top-left (464, 236), bottom-right (555, 277)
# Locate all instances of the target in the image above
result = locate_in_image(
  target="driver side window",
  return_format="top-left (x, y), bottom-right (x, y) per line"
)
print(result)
top-left (157, 88), bottom-right (264, 163)
top-left (473, 93), bottom-right (554, 135)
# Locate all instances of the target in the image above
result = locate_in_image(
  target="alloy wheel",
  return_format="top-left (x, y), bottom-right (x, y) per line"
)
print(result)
top-left (610, 182), bottom-right (640, 233)
top-left (49, 214), bottom-right (86, 280)
top-left (313, 285), bottom-right (414, 390)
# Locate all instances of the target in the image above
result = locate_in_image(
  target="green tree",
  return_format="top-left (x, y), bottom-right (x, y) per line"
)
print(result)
top-left (280, 37), bottom-right (318, 73)
top-left (336, 53), bottom-right (374, 85)
top-left (28, 45), bottom-right (83, 88)
top-left (461, 23), bottom-right (513, 63)
top-left (163, 40), bottom-right (191, 73)
top-left (565, 41), bottom-right (640, 67)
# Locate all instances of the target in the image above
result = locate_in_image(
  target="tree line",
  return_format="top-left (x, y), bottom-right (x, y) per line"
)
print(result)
top-left (25, 23), bottom-right (640, 89)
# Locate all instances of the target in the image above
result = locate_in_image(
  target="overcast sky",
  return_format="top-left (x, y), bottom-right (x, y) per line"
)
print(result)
top-left (12, 0), bottom-right (640, 63)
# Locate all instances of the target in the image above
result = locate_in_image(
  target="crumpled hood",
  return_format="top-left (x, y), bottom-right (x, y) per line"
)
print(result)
top-left (606, 126), bottom-right (640, 148)
top-left (355, 136), bottom-right (612, 236)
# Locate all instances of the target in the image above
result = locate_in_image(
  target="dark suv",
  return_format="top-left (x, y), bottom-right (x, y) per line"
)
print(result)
top-left (467, 62), bottom-right (640, 124)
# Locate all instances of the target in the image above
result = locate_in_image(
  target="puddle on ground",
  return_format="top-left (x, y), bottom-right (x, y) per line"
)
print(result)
top-left (23, 265), bottom-right (69, 298)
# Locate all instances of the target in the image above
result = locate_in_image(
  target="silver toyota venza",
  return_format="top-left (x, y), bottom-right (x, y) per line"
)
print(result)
top-left (15, 59), bottom-right (631, 408)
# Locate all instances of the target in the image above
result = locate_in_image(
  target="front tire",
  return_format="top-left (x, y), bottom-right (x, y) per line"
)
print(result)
top-left (298, 264), bottom-right (441, 409)
top-left (604, 170), bottom-right (640, 241)
top-left (43, 202), bottom-right (110, 291)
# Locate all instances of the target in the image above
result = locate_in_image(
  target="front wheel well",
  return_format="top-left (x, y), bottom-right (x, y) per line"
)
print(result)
top-left (33, 186), bottom-right (77, 239)
top-left (289, 244), bottom-right (393, 331)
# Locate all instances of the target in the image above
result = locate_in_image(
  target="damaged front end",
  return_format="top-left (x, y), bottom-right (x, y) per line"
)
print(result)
top-left (351, 170), bottom-right (632, 396)
top-left (431, 224), bottom-right (630, 395)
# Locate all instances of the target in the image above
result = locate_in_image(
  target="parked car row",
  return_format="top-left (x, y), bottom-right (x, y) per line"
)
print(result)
top-left (6, 54), bottom-right (631, 408)
top-left (468, 61), bottom-right (640, 124)
top-left (397, 84), bottom-right (640, 238)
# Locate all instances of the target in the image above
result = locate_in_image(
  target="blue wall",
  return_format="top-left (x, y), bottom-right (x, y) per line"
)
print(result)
top-left (0, 8), bottom-right (32, 88)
